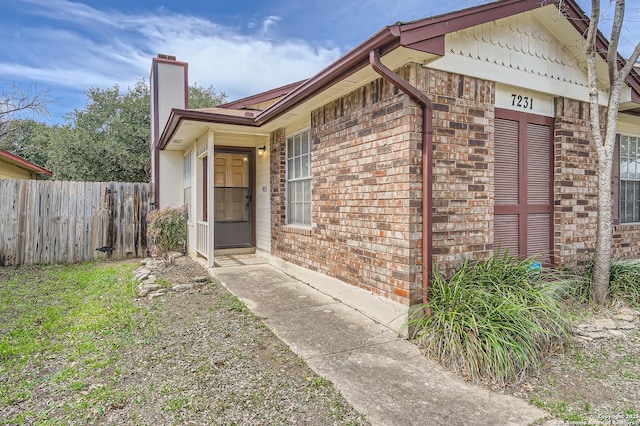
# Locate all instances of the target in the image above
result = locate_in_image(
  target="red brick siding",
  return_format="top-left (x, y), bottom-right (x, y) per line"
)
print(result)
top-left (270, 67), bottom-right (640, 307)
top-left (271, 68), bottom-right (423, 305)
top-left (415, 67), bottom-right (495, 270)
top-left (553, 97), bottom-right (640, 263)
top-left (553, 98), bottom-right (598, 264)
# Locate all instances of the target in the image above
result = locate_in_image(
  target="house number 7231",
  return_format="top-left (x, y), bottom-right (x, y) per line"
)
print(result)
top-left (511, 94), bottom-right (533, 110)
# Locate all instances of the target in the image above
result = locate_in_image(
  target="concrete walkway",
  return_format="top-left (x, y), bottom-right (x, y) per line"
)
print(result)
top-left (210, 263), bottom-right (549, 426)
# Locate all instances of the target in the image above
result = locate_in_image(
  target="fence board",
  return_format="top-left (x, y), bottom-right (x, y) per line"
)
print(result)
top-left (0, 179), bottom-right (153, 266)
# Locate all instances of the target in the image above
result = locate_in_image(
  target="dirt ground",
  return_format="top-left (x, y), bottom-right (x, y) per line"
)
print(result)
top-left (2, 255), bottom-right (638, 424)
top-left (0, 257), bottom-right (369, 425)
top-left (134, 256), bottom-right (640, 424)
top-left (515, 303), bottom-right (640, 424)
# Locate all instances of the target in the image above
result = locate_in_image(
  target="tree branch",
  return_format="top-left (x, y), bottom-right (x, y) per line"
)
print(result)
top-left (606, 0), bottom-right (625, 84)
top-left (0, 81), bottom-right (53, 121)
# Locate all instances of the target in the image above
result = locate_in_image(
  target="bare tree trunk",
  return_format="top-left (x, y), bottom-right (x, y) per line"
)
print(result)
top-left (585, 0), bottom-right (608, 304)
top-left (585, 0), bottom-right (640, 304)
top-left (592, 135), bottom-right (613, 304)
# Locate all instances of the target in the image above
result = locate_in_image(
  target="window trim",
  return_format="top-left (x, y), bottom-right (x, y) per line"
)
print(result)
top-left (183, 150), bottom-right (193, 224)
top-left (619, 134), bottom-right (640, 224)
top-left (285, 129), bottom-right (312, 227)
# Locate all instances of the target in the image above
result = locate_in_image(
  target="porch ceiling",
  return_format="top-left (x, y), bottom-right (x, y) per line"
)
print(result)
top-left (163, 119), bottom-right (271, 151)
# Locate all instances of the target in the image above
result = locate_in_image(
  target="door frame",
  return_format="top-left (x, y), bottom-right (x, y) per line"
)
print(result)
top-left (213, 145), bottom-right (257, 249)
top-left (494, 108), bottom-right (554, 264)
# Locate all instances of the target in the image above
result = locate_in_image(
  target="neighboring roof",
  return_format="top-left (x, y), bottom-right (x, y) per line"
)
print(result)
top-left (219, 80), bottom-right (308, 110)
top-left (0, 150), bottom-right (52, 176)
top-left (193, 107), bottom-right (259, 118)
top-left (159, 0), bottom-right (640, 149)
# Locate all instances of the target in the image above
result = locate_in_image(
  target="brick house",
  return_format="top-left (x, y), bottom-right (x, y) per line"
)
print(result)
top-left (150, 0), bottom-right (640, 332)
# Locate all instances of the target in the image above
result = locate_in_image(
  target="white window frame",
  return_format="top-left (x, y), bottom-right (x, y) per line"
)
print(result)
top-left (620, 134), bottom-right (640, 224)
top-left (183, 150), bottom-right (193, 223)
top-left (286, 129), bottom-right (312, 226)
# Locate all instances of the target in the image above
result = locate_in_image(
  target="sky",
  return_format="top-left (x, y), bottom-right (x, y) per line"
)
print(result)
top-left (1, 0), bottom-right (639, 124)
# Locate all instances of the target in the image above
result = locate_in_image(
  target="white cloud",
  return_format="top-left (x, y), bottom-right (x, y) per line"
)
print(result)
top-left (4, 0), bottom-right (341, 103)
top-left (261, 16), bottom-right (281, 35)
top-left (4, 0), bottom-right (639, 123)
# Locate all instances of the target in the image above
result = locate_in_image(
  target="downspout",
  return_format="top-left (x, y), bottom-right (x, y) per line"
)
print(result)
top-left (369, 49), bottom-right (433, 310)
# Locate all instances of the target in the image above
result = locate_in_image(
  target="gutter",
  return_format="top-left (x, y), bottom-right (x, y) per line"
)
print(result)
top-left (254, 26), bottom-right (402, 126)
top-left (369, 49), bottom-right (433, 310)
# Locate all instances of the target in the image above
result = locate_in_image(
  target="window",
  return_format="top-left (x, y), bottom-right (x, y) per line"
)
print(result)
top-left (620, 135), bottom-right (640, 223)
top-left (183, 150), bottom-right (192, 221)
top-left (286, 130), bottom-right (311, 225)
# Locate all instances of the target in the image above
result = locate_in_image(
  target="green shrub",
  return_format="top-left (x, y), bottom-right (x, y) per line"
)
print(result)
top-left (610, 259), bottom-right (640, 308)
top-left (146, 205), bottom-right (187, 258)
top-left (409, 250), bottom-right (572, 386)
top-left (569, 255), bottom-right (640, 307)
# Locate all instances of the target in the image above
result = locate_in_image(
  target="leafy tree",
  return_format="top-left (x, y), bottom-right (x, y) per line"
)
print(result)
top-left (585, 0), bottom-right (640, 304)
top-left (46, 81), bottom-right (226, 182)
top-left (47, 80), bottom-right (151, 182)
top-left (189, 83), bottom-right (227, 109)
top-left (0, 119), bottom-right (53, 169)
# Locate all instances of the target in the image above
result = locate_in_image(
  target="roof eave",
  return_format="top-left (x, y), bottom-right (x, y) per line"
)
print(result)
top-left (254, 25), bottom-right (403, 126)
top-left (158, 109), bottom-right (258, 150)
top-left (556, 0), bottom-right (640, 101)
top-left (160, 0), bottom-right (640, 141)
top-left (0, 149), bottom-right (52, 175)
top-left (220, 79), bottom-right (309, 109)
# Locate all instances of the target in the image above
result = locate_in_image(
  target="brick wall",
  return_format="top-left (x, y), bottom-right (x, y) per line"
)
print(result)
top-left (553, 97), bottom-right (640, 264)
top-left (414, 67), bottom-right (495, 270)
top-left (270, 64), bottom-right (496, 305)
top-left (270, 67), bottom-right (640, 307)
top-left (270, 68), bottom-right (423, 305)
top-left (553, 98), bottom-right (598, 264)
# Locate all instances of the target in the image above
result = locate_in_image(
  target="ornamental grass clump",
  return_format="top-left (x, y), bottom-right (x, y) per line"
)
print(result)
top-left (570, 256), bottom-right (640, 307)
top-left (146, 205), bottom-right (188, 258)
top-left (609, 259), bottom-right (640, 308)
top-left (409, 250), bottom-right (572, 387)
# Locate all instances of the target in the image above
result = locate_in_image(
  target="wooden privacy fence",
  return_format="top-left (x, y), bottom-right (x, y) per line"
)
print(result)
top-left (0, 180), bottom-right (153, 267)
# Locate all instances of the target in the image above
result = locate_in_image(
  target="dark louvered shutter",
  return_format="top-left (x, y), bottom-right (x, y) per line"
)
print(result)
top-left (527, 123), bottom-right (551, 204)
top-left (526, 122), bottom-right (552, 261)
top-left (494, 110), bottom-right (553, 262)
top-left (494, 118), bottom-right (520, 256)
top-left (495, 215), bottom-right (519, 257)
top-left (495, 119), bottom-right (520, 205)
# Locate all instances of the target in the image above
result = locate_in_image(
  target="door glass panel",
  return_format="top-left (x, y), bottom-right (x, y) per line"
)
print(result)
top-left (214, 152), bottom-right (250, 222)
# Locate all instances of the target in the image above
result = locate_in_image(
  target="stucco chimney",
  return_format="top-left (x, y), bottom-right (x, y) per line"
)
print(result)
top-left (149, 54), bottom-right (188, 208)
